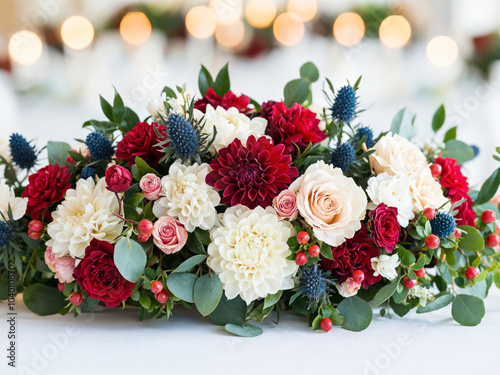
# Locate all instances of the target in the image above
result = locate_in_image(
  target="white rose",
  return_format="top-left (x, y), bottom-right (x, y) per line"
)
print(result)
top-left (147, 95), bottom-right (168, 119)
top-left (0, 183), bottom-right (27, 221)
top-left (371, 254), bottom-right (400, 281)
top-left (409, 168), bottom-right (448, 212)
top-left (0, 138), bottom-right (11, 163)
top-left (336, 277), bottom-right (361, 298)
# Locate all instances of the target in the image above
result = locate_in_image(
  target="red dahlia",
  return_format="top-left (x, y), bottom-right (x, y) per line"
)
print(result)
top-left (206, 135), bottom-right (299, 209)
top-left (22, 163), bottom-right (71, 220)
top-left (115, 122), bottom-right (166, 168)
top-left (320, 225), bottom-right (381, 289)
top-left (434, 157), bottom-right (469, 196)
top-left (194, 88), bottom-right (251, 114)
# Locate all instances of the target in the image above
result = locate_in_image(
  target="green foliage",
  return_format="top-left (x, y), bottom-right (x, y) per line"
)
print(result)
top-left (431, 104), bottom-right (446, 132)
top-left (417, 292), bottom-right (454, 313)
top-left (391, 108), bottom-right (416, 140)
top-left (337, 297), bottom-right (372, 331)
top-left (284, 78), bottom-right (310, 107)
top-left (172, 254), bottom-right (207, 274)
top-left (225, 323), bottom-right (263, 337)
top-left (194, 273), bottom-right (223, 316)
top-left (442, 140), bottom-right (474, 164)
top-left (373, 282), bottom-right (399, 306)
top-left (166, 273), bottom-right (197, 303)
top-left (457, 225), bottom-right (485, 251)
top-left (210, 293), bottom-right (246, 326)
top-left (475, 167), bottom-right (500, 205)
top-left (198, 63), bottom-right (231, 96)
top-left (451, 294), bottom-right (485, 326)
top-left (47, 141), bottom-right (71, 166)
top-left (300, 62), bottom-right (319, 83)
top-left (23, 284), bottom-right (66, 316)
top-left (114, 238), bottom-right (147, 283)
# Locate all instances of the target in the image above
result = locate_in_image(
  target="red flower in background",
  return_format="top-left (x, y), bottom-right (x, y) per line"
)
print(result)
top-left (206, 135), bottom-right (298, 209)
top-left (73, 239), bottom-right (135, 307)
top-left (451, 191), bottom-right (476, 226)
top-left (368, 203), bottom-right (400, 252)
top-left (320, 225), bottom-right (381, 289)
top-left (115, 122), bottom-right (165, 168)
top-left (22, 163), bottom-right (71, 220)
top-left (261, 101), bottom-right (326, 155)
top-left (194, 88), bottom-right (251, 114)
top-left (434, 157), bottom-right (469, 196)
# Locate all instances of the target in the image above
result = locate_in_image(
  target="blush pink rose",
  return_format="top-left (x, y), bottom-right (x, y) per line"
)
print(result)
top-left (140, 173), bottom-right (162, 200)
top-left (336, 277), bottom-right (361, 298)
top-left (44, 247), bottom-right (76, 283)
top-left (272, 190), bottom-right (298, 221)
top-left (153, 216), bottom-right (188, 254)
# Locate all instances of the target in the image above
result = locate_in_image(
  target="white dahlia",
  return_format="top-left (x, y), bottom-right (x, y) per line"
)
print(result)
top-left (0, 183), bottom-right (27, 221)
top-left (46, 178), bottom-right (124, 259)
top-left (0, 138), bottom-right (11, 163)
top-left (207, 205), bottom-right (298, 304)
top-left (153, 162), bottom-right (220, 232)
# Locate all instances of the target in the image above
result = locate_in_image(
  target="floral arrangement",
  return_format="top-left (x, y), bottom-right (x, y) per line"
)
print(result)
top-left (1, 63), bottom-right (500, 337)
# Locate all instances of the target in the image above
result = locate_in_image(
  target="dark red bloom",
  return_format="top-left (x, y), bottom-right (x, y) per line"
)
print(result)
top-left (451, 191), bottom-right (476, 226)
top-left (105, 165), bottom-right (132, 193)
top-left (115, 122), bottom-right (166, 168)
top-left (434, 157), bottom-right (469, 196)
top-left (73, 239), bottom-right (135, 307)
top-left (320, 225), bottom-right (380, 289)
top-left (206, 135), bottom-right (299, 209)
top-left (22, 164), bottom-right (71, 220)
top-left (368, 203), bottom-right (400, 253)
top-left (261, 101), bottom-right (326, 154)
top-left (194, 88), bottom-right (251, 114)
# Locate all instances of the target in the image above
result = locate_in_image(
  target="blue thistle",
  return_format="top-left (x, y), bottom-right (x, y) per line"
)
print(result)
top-left (355, 127), bottom-right (375, 148)
top-left (430, 212), bottom-right (456, 238)
top-left (298, 264), bottom-right (332, 306)
top-left (331, 143), bottom-right (356, 174)
top-left (9, 133), bottom-right (37, 169)
top-left (0, 221), bottom-right (14, 248)
top-left (85, 132), bottom-right (114, 161)
top-left (471, 145), bottom-right (480, 160)
top-left (331, 85), bottom-right (357, 122)
top-left (166, 114), bottom-right (199, 160)
top-left (80, 166), bottom-right (96, 180)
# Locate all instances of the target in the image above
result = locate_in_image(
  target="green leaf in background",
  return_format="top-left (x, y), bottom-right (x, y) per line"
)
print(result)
top-left (47, 141), bottom-right (71, 166)
top-left (337, 296), bottom-right (373, 331)
top-left (417, 292), bottom-right (454, 313)
top-left (431, 104), bottom-right (445, 132)
top-left (263, 290), bottom-right (283, 309)
top-left (392, 287), bottom-right (409, 304)
top-left (194, 273), bottom-right (223, 316)
top-left (284, 78), bottom-right (310, 107)
top-left (299, 62), bottom-right (319, 83)
top-left (390, 108), bottom-right (416, 140)
top-left (213, 63), bottom-right (230, 96)
top-left (373, 282), bottom-right (399, 306)
top-left (442, 140), bottom-right (474, 164)
top-left (166, 273), bottom-right (198, 303)
top-left (198, 65), bottom-right (214, 96)
top-left (443, 126), bottom-right (457, 142)
top-left (23, 284), bottom-right (66, 316)
top-left (139, 294), bottom-right (151, 309)
top-left (81, 297), bottom-right (99, 312)
top-left (225, 323), bottom-right (263, 337)
top-left (135, 156), bottom-right (160, 178)
top-left (125, 193), bottom-right (145, 209)
top-left (390, 298), bottom-right (413, 317)
top-left (397, 246), bottom-right (416, 267)
top-left (172, 254), bottom-right (207, 274)
top-left (451, 294), bottom-right (485, 326)
top-left (114, 238), bottom-right (147, 283)
top-left (185, 231), bottom-right (206, 254)
top-left (100, 95), bottom-right (114, 122)
top-left (457, 225), bottom-right (485, 252)
top-left (210, 293), bottom-right (247, 326)
top-left (319, 241), bottom-right (333, 260)
top-left (475, 167), bottom-right (500, 205)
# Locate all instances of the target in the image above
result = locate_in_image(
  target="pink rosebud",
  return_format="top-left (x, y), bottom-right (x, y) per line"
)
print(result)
top-left (140, 173), bottom-right (162, 200)
top-left (152, 216), bottom-right (188, 255)
top-left (272, 190), bottom-right (298, 221)
top-left (105, 165), bottom-right (132, 193)
top-left (336, 277), bottom-right (361, 298)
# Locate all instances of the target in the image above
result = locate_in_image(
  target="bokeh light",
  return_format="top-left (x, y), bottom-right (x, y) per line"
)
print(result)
top-left (210, 0), bottom-right (243, 25)
top-left (379, 15), bottom-right (412, 49)
top-left (426, 36), bottom-right (459, 67)
top-left (245, 0), bottom-right (277, 28)
top-left (8, 31), bottom-right (43, 65)
top-left (120, 12), bottom-right (152, 46)
top-left (287, 0), bottom-right (318, 23)
top-left (273, 12), bottom-right (305, 46)
top-left (186, 6), bottom-right (217, 39)
top-left (60, 16), bottom-right (95, 50)
top-left (215, 20), bottom-right (245, 48)
top-left (333, 12), bottom-right (365, 47)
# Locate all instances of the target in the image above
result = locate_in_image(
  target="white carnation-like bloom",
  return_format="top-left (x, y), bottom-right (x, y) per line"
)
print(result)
top-left (366, 173), bottom-right (415, 227)
top-left (0, 183), bottom-right (27, 221)
top-left (147, 95), bottom-right (168, 120)
top-left (371, 254), bottom-right (400, 281)
top-left (289, 161), bottom-right (367, 247)
top-left (0, 138), bottom-right (11, 163)
top-left (153, 162), bottom-right (220, 232)
top-left (46, 178), bottom-right (124, 259)
top-left (207, 205), bottom-right (298, 304)
top-left (409, 168), bottom-right (448, 212)
top-left (194, 104), bottom-right (267, 153)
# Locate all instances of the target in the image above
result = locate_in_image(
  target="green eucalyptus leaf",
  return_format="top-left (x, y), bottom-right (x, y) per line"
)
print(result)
top-left (284, 78), bottom-right (310, 107)
top-left (373, 282), bottom-right (399, 306)
top-left (166, 273), bottom-right (197, 303)
top-left (457, 225), bottom-right (485, 251)
top-left (337, 296), bottom-right (372, 332)
top-left (442, 140), bottom-right (474, 164)
top-left (451, 294), bottom-right (485, 326)
top-left (391, 108), bottom-right (416, 140)
top-left (23, 284), bottom-right (66, 316)
top-left (210, 293), bottom-right (246, 326)
top-left (47, 141), bottom-right (71, 166)
top-left (172, 254), bottom-right (207, 274)
top-left (225, 323), bottom-right (263, 337)
top-left (300, 62), bottom-right (319, 83)
top-left (114, 238), bottom-right (147, 283)
top-left (194, 273), bottom-right (223, 316)
top-left (417, 292), bottom-right (454, 313)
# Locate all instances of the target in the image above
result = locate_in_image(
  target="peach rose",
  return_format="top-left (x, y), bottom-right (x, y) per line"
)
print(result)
top-left (336, 278), bottom-right (361, 298)
top-left (153, 216), bottom-right (188, 254)
top-left (272, 190), bottom-right (298, 221)
top-left (409, 169), bottom-right (448, 212)
top-left (140, 173), bottom-right (162, 200)
top-left (44, 247), bottom-right (75, 283)
top-left (289, 161), bottom-right (367, 247)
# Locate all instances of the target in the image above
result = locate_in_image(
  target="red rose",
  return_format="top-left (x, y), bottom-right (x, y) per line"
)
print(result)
top-left (73, 239), bottom-right (135, 307)
top-left (262, 101), bottom-right (326, 154)
top-left (368, 203), bottom-right (400, 252)
top-left (22, 163), bottom-right (71, 220)
top-left (320, 225), bottom-right (381, 288)
top-left (194, 88), bottom-right (251, 114)
top-left (451, 191), bottom-right (476, 226)
top-left (115, 122), bottom-right (166, 168)
top-left (434, 157), bottom-right (469, 196)
top-left (105, 165), bottom-right (132, 193)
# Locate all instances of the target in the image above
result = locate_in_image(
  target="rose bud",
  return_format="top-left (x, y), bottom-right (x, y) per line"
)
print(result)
top-left (140, 173), bottom-right (162, 201)
top-left (105, 165), bottom-right (132, 193)
top-left (69, 292), bottom-right (83, 306)
top-left (272, 190), bottom-right (298, 221)
top-left (29, 220), bottom-right (44, 232)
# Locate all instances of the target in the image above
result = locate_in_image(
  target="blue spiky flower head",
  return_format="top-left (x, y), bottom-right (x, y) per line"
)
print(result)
top-left (298, 264), bottom-right (332, 307)
top-left (430, 212), bottom-right (456, 238)
top-left (9, 133), bottom-right (37, 169)
top-left (471, 145), bottom-right (480, 159)
top-left (85, 132), bottom-right (114, 161)
top-left (355, 127), bottom-right (375, 148)
top-left (331, 85), bottom-right (357, 123)
top-left (80, 166), bottom-right (96, 180)
top-left (166, 114), bottom-right (200, 161)
top-left (331, 143), bottom-right (355, 174)
top-left (0, 221), bottom-right (13, 248)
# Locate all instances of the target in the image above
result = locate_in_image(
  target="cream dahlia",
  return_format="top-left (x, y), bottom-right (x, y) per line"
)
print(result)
top-left (207, 205), bottom-right (298, 304)
top-left (409, 169), bottom-right (448, 212)
top-left (46, 178), bottom-right (124, 259)
top-left (153, 162), bottom-right (220, 232)
top-left (0, 183), bottom-right (27, 221)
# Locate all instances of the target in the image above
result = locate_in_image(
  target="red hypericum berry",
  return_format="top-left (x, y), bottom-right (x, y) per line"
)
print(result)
top-left (308, 244), bottom-right (320, 257)
top-left (138, 234), bottom-right (150, 242)
top-left (352, 270), bottom-right (365, 283)
top-left (28, 220), bottom-right (44, 232)
top-left (28, 230), bottom-right (42, 240)
top-left (465, 267), bottom-right (479, 280)
top-left (155, 290), bottom-right (169, 304)
top-left (138, 219), bottom-right (154, 236)
top-left (150, 280), bottom-right (163, 294)
top-left (425, 235), bottom-right (440, 249)
top-left (295, 251), bottom-right (307, 266)
top-left (482, 210), bottom-right (496, 224)
top-left (57, 282), bottom-right (65, 292)
top-left (69, 292), bottom-right (83, 306)
top-left (430, 164), bottom-right (442, 177)
top-left (320, 318), bottom-right (333, 332)
top-left (403, 276), bottom-right (417, 289)
top-left (414, 268), bottom-right (426, 278)
top-left (454, 229), bottom-right (461, 238)
top-left (423, 208), bottom-right (437, 221)
top-left (486, 234), bottom-right (500, 247)
top-left (297, 231), bottom-right (310, 245)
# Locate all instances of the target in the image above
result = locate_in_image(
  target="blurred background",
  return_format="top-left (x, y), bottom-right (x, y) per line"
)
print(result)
top-left (1, 0), bottom-right (500, 186)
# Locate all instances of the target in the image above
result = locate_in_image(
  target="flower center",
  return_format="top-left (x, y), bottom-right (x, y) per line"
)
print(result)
top-left (234, 162), bottom-right (264, 188)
